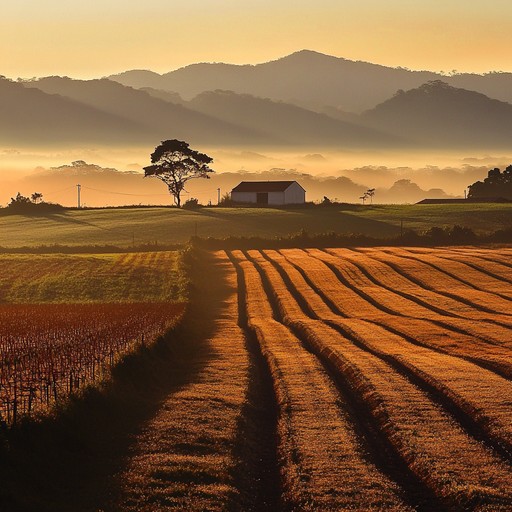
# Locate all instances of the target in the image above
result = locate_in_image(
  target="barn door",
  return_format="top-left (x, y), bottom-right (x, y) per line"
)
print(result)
top-left (256, 192), bottom-right (268, 204)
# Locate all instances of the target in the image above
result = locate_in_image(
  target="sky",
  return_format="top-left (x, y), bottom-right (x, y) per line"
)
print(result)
top-left (1, 0), bottom-right (512, 79)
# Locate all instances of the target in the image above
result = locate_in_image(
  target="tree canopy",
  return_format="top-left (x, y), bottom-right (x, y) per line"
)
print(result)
top-left (143, 140), bottom-right (214, 207)
top-left (468, 166), bottom-right (512, 200)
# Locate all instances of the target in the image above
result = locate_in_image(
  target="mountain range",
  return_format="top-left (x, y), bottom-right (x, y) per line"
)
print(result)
top-left (108, 50), bottom-right (512, 112)
top-left (3, 50), bottom-right (512, 149)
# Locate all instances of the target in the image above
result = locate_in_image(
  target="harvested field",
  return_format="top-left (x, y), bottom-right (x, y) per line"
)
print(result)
top-left (224, 246), bottom-right (512, 510)
top-left (3, 246), bottom-right (512, 511)
top-left (114, 252), bottom-right (257, 511)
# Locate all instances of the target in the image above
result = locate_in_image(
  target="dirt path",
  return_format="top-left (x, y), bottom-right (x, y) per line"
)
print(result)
top-left (110, 251), bottom-right (278, 511)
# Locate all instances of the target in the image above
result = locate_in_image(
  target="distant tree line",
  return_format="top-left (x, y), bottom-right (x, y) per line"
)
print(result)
top-left (1, 192), bottom-right (63, 215)
top-left (189, 225), bottom-right (512, 250)
top-left (468, 166), bottom-right (512, 200)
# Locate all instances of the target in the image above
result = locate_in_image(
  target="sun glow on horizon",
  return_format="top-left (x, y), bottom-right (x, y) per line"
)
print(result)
top-left (2, 0), bottom-right (512, 79)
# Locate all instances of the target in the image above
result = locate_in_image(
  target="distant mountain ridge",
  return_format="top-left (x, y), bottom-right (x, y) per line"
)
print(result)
top-left (22, 77), bottom-right (271, 146)
top-left (0, 78), bottom-right (147, 146)
top-left (188, 90), bottom-right (401, 147)
top-left (3, 55), bottom-right (512, 149)
top-left (19, 77), bottom-right (402, 147)
top-left (362, 81), bottom-right (512, 148)
top-left (108, 50), bottom-right (512, 113)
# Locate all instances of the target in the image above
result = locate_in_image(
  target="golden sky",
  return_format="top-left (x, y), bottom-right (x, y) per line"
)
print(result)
top-left (2, 0), bottom-right (512, 78)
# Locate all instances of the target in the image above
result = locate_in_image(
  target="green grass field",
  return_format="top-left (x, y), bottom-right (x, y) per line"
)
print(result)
top-left (0, 203), bottom-right (511, 248)
top-left (0, 251), bottom-right (185, 303)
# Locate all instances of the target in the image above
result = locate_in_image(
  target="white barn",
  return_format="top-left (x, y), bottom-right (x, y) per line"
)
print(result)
top-left (231, 181), bottom-right (306, 205)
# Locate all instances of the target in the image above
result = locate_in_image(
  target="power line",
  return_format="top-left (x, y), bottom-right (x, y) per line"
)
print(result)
top-left (35, 185), bottom-right (76, 198)
top-left (80, 186), bottom-right (169, 197)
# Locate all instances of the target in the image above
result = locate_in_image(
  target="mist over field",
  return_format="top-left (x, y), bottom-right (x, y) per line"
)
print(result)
top-left (2, 50), bottom-right (512, 207)
top-left (0, 145), bottom-right (507, 206)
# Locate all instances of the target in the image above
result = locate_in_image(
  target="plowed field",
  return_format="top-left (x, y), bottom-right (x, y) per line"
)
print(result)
top-left (172, 246), bottom-right (512, 511)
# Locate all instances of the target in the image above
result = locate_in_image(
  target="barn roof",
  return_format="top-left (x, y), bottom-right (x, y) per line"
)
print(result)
top-left (231, 181), bottom-right (302, 193)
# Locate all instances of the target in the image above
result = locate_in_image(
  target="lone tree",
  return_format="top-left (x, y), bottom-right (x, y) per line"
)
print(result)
top-left (144, 140), bottom-right (214, 207)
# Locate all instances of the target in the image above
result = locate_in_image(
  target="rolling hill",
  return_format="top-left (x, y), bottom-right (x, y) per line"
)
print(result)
top-left (187, 90), bottom-right (402, 147)
top-left (362, 81), bottom-right (512, 148)
top-left (23, 77), bottom-right (271, 146)
top-left (0, 78), bottom-right (147, 145)
top-left (109, 50), bottom-right (439, 113)
top-left (108, 50), bottom-right (512, 113)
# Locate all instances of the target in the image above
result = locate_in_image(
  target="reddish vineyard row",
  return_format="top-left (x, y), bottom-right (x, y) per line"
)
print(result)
top-left (228, 247), bottom-right (512, 510)
top-left (0, 303), bottom-right (184, 424)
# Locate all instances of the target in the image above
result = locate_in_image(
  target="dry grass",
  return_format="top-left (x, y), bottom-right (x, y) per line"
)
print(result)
top-left (115, 252), bottom-right (251, 511)
top-left (247, 247), bottom-right (512, 509)
top-left (232, 250), bottom-right (411, 511)
top-left (375, 247), bottom-right (512, 311)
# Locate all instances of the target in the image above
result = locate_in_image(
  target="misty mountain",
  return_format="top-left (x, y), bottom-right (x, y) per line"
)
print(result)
top-left (448, 73), bottom-right (512, 105)
top-left (378, 179), bottom-right (454, 203)
top-left (108, 50), bottom-right (512, 114)
top-left (362, 81), bottom-right (512, 148)
top-left (139, 87), bottom-right (186, 105)
top-left (187, 90), bottom-right (402, 147)
top-left (23, 77), bottom-right (271, 146)
top-left (0, 78), bottom-right (148, 145)
top-left (109, 50), bottom-right (439, 113)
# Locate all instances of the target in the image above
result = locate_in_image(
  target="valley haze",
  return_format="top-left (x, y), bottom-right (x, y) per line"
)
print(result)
top-left (2, 50), bottom-right (512, 205)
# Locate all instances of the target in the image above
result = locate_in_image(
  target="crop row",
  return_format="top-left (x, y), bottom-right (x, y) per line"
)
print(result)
top-left (233, 247), bottom-right (512, 509)
top-left (0, 251), bottom-right (181, 303)
top-left (0, 302), bottom-right (184, 424)
top-left (117, 252), bottom-right (252, 511)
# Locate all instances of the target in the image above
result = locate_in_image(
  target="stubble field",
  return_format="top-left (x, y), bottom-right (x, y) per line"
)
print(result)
top-left (2, 245), bottom-right (512, 511)
top-left (141, 246), bottom-right (512, 511)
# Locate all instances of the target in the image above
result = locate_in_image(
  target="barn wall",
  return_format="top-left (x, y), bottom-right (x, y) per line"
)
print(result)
top-left (284, 182), bottom-right (306, 204)
top-left (268, 192), bottom-right (285, 205)
top-left (231, 192), bottom-right (257, 203)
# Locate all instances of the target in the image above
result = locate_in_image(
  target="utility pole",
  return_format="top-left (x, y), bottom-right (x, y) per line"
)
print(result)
top-left (217, 188), bottom-right (221, 205)
top-left (76, 184), bottom-right (81, 208)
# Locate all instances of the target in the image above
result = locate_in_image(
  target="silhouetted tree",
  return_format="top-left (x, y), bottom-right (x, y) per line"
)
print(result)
top-left (31, 192), bottom-right (43, 204)
top-left (9, 192), bottom-right (32, 206)
top-left (468, 166), bottom-right (512, 200)
top-left (366, 188), bottom-right (375, 204)
top-left (144, 140), bottom-right (214, 207)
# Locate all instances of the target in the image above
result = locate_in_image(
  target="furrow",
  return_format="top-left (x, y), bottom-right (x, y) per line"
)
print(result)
top-left (116, 252), bottom-right (253, 511)
top-left (265, 251), bottom-right (512, 457)
top-left (306, 248), bottom-right (512, 345)
top-left (404, 248), bottom-right (512, 275)
top-left (231, 250), bottom-right (413, 511)
top-left (418, 250), bottom-right (512, 285)
top-left (357, 246), bottom-right (511, 318)
top-left (327, 247), bottom-right (509, 323)
top-left (273, 250), bottom-right (512, 381)
top-left (251, 249), bottom-right (512, 510)
top-left (388, 247), bottom-right (512, 303)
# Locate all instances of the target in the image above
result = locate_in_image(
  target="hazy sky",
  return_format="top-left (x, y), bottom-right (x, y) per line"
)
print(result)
top-left (2, 0), bottom-right (512, 78)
